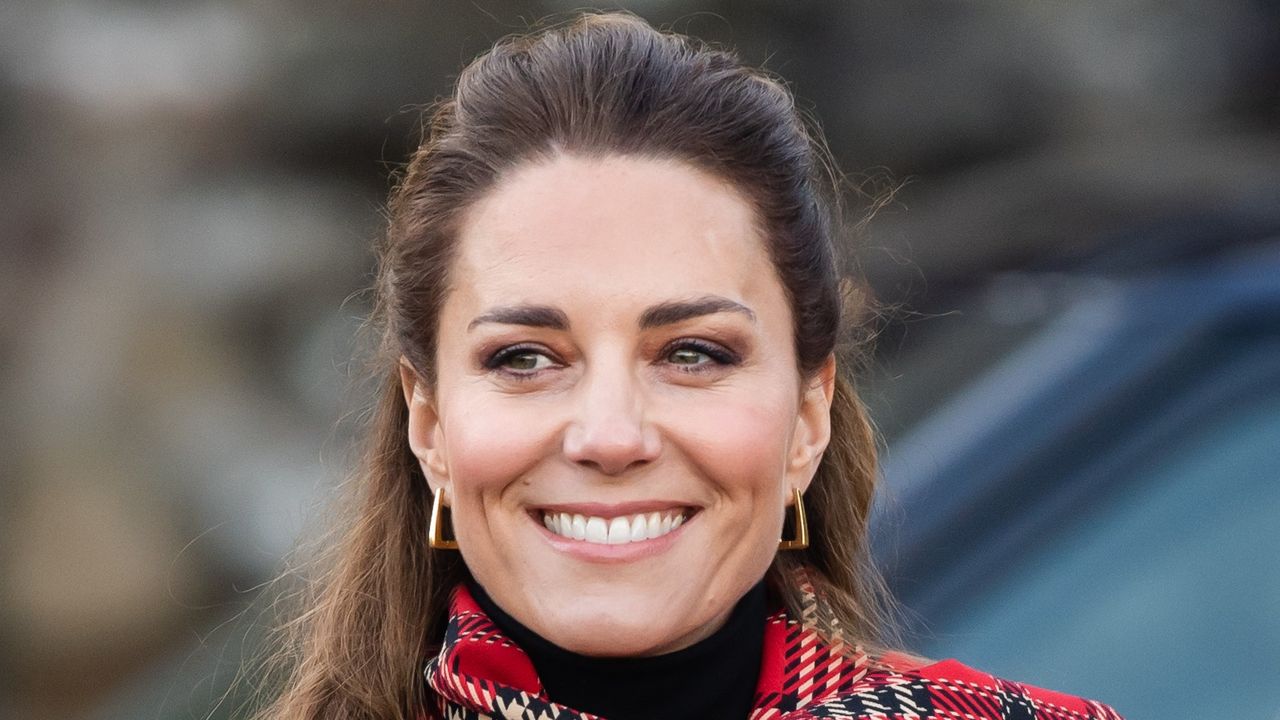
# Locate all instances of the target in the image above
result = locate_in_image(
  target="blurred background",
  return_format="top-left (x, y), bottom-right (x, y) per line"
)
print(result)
top-left (2, 1), bottom-right (1277, 718)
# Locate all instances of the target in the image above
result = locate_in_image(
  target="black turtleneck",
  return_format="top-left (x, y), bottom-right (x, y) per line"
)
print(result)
top-left (467, 579), bottom-right (767, 720)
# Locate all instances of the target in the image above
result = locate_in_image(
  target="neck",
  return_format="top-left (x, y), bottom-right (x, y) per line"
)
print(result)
top-left (467, 579), bottom-right (768, 720)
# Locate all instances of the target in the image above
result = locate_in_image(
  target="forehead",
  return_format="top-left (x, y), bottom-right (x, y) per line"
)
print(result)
top-left (450, 154), bottom-right (785, 315)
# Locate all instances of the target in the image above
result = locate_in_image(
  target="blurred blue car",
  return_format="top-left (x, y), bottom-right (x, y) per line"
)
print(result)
top-left (870, 240), bottom-right (1280, 719)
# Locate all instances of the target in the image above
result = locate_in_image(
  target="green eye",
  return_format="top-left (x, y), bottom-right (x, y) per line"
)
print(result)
top-left (505, 352), bottom-right (548, 370)
top-left (669, 348), bottom-right (709, 365)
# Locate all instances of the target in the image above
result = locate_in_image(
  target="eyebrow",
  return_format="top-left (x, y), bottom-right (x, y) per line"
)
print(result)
top-left (468, 304), bottom-right (569, 331)
top-left (467, 295), bottom-right (756, 332)
top-left (638, 295), bottom-right (757, 329)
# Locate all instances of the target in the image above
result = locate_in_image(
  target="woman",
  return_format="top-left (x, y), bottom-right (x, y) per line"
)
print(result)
top-left (253, 12), bottom-right (1122, 720)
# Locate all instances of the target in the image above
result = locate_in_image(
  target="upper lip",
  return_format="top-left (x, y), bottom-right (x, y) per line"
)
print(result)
top-left (532, 501), bottom-right (697, 518)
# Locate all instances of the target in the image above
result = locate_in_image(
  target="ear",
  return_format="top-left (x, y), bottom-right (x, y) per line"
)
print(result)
top-left (787, 354), bottom-right (836, 498)
top-left (398, 357), bottom-right (451, 494)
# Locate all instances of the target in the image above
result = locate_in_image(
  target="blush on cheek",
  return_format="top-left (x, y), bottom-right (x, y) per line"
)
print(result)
top-left (675, 394), bottom-right (795, 491)
top-left (444, 402), bottom-right (555, 493)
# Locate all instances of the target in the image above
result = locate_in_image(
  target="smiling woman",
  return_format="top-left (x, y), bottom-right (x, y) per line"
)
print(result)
top-left (402, 154), bottom-right (827, 658)
top-left (250, 11), bottom-right (1122, 720)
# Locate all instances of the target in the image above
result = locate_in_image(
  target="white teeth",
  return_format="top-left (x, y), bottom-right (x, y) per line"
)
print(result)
top-left (645, 512), bottom-right (662, 540)
top-left (585, 516), bottom-right (608, 543)
top-left (607, 517), bottom-right (629, 544)
top-left (543, 509), bottom-right (688, 545)
top-left (629, 514), bottom-right (648, 542)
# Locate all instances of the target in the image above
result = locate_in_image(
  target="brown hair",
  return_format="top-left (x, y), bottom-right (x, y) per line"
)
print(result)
top-left (250, 11), bottom-right (896, 720)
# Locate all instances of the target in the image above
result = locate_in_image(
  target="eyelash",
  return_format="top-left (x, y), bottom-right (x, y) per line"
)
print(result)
top-left (483, 343), bottom-right (552, 380)
top-left (483, 339), bottom-right (740, 380)
top-left (661, 339), bottom-right (740, 371)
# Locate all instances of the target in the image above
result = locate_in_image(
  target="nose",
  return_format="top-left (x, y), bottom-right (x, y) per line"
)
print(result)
top-left (562, 364), bottom-right (660, 476)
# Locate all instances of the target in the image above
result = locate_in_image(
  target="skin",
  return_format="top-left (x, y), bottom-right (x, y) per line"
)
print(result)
top-left (400, 153), bottom-right (835, 657)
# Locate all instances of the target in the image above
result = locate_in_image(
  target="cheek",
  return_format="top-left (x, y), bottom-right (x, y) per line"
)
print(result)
top-left (440, 394), bottom-right (559, 495)
top-left (665, 384), bottom-right (797, 496)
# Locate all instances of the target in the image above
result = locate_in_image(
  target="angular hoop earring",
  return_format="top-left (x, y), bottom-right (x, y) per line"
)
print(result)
top-left (779, 487), bottom-right (809, 550)
top-left (429, 486), bottom-right (460, 550)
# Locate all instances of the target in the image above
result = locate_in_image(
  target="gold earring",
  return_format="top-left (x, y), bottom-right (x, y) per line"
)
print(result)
top-left (779, 487), bottom-right (809, 550)
top-left (429, 486), bottom-right (459, 550)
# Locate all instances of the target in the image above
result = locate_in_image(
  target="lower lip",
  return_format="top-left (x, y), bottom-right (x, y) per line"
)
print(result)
top-left (534, 514), bottom-right (691, 563)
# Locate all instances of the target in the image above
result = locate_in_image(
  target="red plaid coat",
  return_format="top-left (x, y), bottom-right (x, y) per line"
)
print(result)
top-left (421, 581), bottom-right (1123, 720)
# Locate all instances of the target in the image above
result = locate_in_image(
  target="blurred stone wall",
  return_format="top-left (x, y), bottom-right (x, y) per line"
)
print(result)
top-left (0, 1), bottom-right (1276, 717)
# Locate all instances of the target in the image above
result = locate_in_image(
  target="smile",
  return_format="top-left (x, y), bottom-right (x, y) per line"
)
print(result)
top-left (540, 509), bottom-right (689, 545)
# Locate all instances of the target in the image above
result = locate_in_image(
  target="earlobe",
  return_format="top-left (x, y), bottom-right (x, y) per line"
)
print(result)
top-left (398, 358), bottom-right (450, 488)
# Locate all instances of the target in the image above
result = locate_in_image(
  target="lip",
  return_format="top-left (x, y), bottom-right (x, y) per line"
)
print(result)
top-left (530, 504), bottom-right (697, 563)
top-left (532, 500), bottom-right (698, 518)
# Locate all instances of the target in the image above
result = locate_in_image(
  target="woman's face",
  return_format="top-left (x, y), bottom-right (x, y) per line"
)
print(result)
top-left (402, 154), bottom-right (833, 656)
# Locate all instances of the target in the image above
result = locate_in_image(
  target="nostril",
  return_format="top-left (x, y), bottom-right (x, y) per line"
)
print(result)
top-left (575, 454), bottom-right (652, 477)
top-left (562, 421), bottom-right (660, 476)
